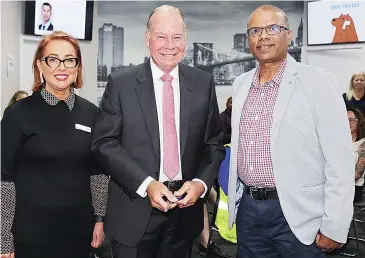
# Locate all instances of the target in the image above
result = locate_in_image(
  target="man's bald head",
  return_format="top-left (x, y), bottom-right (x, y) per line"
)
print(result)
top-left (144, 4), bottom-right (187, 74)
top-left (248, 5), bottom-right (289, 29)
top-left (146, 5), bottom-right (187, 33)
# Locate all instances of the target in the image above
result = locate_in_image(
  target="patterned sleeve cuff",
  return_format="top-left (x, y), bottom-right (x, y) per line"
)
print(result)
top-left (90, 174), bottom-right (109, 216)
top-left (1, 181), bottom-right (15, 254)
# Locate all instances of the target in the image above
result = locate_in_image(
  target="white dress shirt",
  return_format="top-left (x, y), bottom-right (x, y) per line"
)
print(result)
top-left (136, 59), bottom-right (207, 198)
top-left (40, 20), bottom-right (51, 30)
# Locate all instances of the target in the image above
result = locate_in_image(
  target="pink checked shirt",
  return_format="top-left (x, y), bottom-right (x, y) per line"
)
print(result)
top-left (237, 60), bottom-right (287, 188)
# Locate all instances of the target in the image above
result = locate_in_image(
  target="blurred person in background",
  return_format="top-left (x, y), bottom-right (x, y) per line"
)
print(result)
top-left (1, 31), bottom-right (108, 258)
top-left (7, 90), bottom-right (28, 107)
top-left (0, 91), bottom-right (29, 120)
top-left (343, 72), bottom-right (365, 116)
top-left (220, 97), bottom-right (232, 145)
top-left (347, 107), bottom-right (365, 202)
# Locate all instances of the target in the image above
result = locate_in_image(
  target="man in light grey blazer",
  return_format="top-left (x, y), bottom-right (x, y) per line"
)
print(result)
top-left (227, 5), bottom-right (354, 258)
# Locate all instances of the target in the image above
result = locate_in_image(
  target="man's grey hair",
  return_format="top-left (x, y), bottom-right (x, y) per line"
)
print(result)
top-left (146, 5), bottom-right (187, 33)
top-left (248, 5), bottom-right (289, 29)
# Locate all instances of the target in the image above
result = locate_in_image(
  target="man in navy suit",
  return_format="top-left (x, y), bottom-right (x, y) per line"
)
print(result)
top-left (38, 2), bottom-right (53, 31)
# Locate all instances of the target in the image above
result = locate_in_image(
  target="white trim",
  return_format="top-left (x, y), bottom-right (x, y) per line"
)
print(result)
top-left (218, 201), bottom-right (228, 211)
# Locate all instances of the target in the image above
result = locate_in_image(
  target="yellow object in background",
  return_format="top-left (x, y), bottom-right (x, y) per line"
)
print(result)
top-left (215, 187), bottom-right (237, 243)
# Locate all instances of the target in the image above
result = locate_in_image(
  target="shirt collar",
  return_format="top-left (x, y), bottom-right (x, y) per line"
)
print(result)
top-left (150, 58), bottom-right (179, 83)
top-left (41, 87), bottom-right (75, 111)
top-left (253, 59), bottom-right (287, 88)
top-left (42, 20), bottom-right (51, 28)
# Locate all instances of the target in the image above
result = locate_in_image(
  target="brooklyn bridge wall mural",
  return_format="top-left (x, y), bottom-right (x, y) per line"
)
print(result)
top-left (96, 1), bottom-right (304, 110)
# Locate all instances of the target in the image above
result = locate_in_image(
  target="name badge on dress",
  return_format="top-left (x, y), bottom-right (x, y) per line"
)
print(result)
top-left (75, 124), bottom-right (91, 133)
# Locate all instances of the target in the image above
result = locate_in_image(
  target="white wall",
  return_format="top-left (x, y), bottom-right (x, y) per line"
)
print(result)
top-left (19, 3), bottom-right (98, 105)
top-left (1, 1), bottom-right (22, 113)
top-left (301, 1), bottom-right (365, 95)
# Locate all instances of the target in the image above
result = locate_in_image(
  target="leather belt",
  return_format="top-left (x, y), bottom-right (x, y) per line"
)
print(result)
top-left (244, 185), bottom-right (278, 200)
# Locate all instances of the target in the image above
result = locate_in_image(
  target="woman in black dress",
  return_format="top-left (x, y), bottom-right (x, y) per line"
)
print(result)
top-left (1, 31), bottom-right (108, 258)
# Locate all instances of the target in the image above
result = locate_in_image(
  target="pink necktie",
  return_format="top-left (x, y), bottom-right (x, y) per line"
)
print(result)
top-left (161, 73), bottom-right (179, 180)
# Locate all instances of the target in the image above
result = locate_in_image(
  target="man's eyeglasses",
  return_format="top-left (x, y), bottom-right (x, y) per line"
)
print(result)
top-left (349, 118), bottom-right (358, 124)
top-left (247, 24), bottom-right (288, 37)
top-left (39, 56), bottom-right (79, 68)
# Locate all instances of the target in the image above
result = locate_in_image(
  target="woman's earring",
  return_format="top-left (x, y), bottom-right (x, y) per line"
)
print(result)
top-left (74, 73), bottom-right (77, 83)
top-left (40, 74), bottom-right (44, 84)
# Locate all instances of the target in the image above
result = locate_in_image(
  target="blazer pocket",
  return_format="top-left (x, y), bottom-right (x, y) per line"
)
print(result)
top-left (290, 114), bottom-right (311, 121)
top-left (302, 181), bottom-right (325, 188)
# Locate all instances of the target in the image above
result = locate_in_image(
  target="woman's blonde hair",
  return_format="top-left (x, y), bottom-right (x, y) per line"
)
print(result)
top-left (8, 90), bottom-right (28, 107)
top-left (32, 31), bottom-right (83, 91)
top-left (346, 71), bottom-right (365, 101)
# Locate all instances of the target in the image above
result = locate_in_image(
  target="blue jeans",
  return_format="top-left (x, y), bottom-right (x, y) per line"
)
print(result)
top-left (236, 192), bottom-right (325, 258)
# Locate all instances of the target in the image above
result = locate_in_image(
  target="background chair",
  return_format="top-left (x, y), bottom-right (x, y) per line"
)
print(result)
top-left (340, 199), bottom-right (365, 257)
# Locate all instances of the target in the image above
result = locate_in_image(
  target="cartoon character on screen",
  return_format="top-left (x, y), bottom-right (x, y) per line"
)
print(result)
top-left (39, 2), bottom-right (54, 31)
top-left (332, 13), bottom-right (358, 43)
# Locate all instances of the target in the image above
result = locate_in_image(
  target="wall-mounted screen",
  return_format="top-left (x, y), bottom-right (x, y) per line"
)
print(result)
top-left (24, 0), bottom-right (94, 41)
top-left (307, 1), bottom-right (365, 45)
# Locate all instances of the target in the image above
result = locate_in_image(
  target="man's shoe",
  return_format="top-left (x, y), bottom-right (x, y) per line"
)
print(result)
top-left (198, 242), bottom-right (231, 257)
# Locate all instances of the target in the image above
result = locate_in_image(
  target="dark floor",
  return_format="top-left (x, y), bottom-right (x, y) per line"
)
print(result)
top-left (190, 228), bottom-right (365, 258)
top-left (93, 206), bottom-right (365, 258)
top-left (190, 205), bottom-right (365, 258)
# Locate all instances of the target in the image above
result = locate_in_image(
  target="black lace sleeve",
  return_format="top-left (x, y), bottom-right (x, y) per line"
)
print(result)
top-left (90, 174), bottom-right (109, 217)
top-left (1, 182), bottom-right (15, 254)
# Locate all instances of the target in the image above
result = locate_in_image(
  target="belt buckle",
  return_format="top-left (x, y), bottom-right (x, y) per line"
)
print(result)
top-left (249, 187), bottom-right (267, 200)
top-left (167, 181), bottom-right (174, 191)
top-left (260, 189), bottom-right (268, 200)
top-left (249, 187), bottom-right (257, 199)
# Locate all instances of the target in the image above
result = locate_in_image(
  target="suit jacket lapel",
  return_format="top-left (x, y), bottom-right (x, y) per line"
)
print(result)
top-left (135, 61), bottom-right (160, 162)
top-left (179, 64), bottom-right (194, 158)
top-left (270, 55), bottom-right (298, 148)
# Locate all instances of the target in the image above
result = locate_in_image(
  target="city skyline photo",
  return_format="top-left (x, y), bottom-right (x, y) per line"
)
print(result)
top-left (96, 1), bottom-right (304, 109)
top-left (97, 1), bottom-right (303, 65)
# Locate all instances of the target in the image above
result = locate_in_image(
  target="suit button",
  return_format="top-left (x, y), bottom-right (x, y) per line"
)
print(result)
top-left (155, 172), bottom-right (159, 176)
